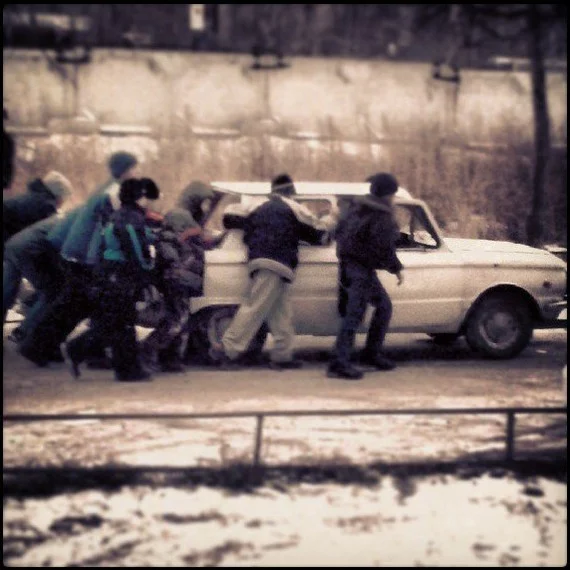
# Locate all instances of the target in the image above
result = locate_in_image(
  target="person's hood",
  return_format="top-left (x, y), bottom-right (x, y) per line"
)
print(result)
top-left (163, 207), bottom-right (200, 234)
top-left (176, 180), bottom-right (215, 222)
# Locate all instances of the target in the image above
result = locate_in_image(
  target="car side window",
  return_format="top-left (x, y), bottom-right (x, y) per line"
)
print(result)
top-left (395, 205), bottom-right (439, 249)
top-left (296, 199), bottom-right (337, 246)
top-left (205, 194), bottom-right (241, 236)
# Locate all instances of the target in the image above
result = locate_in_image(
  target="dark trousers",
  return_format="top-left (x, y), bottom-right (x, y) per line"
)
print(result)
top-left (143, 294), bottom-right (190, 365)
top-left (3, 250), bottom-right (62, 330)
top-left (332, 259), bottom-right (393, 366)
top-left (19, 260), bottom-right (105, 360)
top-left (68, 268), bottom-right (145, 379)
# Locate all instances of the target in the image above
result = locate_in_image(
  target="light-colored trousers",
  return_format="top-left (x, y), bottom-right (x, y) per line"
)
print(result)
top-left (222, 268), bottom-right (294, 362)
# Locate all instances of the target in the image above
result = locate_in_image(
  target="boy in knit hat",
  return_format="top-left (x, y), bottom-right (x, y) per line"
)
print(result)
top-left (209, 172), bottom-right (335, 370)
top-left (327, 172), bottom-right (404, 380)
top-left (141, 207), bottom-right (205, 372)
top-left (67, 178), bottom-right (158, 381)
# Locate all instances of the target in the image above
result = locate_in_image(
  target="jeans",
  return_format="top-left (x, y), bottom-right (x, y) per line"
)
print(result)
top-left (3, 255), bottom-right (62, 334)
top-left (19, 260), bottom-right (103, 360)
top-left (332, 259), bottom-right (393, 366)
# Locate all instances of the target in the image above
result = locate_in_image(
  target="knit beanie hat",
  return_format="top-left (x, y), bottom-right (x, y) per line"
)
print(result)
top-left (164, 207), bottom-right (199, 233)
top-left (42, 170), bottom-right (73, 199)
top-left (271, 173), bottom-right (296, 196)
top-left (108, 151), bottom-right (138, 179)
top-left (367, 172), bottom-right (398, 198)
top-left (140, 177), bottom-right (160, 200)
top-left (119, 178), bottom-right (144, 205)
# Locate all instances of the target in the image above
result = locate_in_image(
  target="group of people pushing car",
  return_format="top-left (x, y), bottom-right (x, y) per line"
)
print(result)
top-left (3, 150), bottom-right (404, 381)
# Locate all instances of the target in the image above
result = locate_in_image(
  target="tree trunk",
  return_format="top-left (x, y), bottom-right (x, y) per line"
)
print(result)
top-left (526, 4), bottom-right (551, 246)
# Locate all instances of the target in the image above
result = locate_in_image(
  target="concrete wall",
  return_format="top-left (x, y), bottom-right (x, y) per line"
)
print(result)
top-left (3, 48), bottom-right (567, 144)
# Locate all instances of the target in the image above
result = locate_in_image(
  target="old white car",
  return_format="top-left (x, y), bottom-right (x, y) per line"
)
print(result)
top-left (180, 181), bottom-right (566, 361)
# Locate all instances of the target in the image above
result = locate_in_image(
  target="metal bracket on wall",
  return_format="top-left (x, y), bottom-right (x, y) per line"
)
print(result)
top-left (432, 61), bottom-right (460, 83)
top-left (250, 46), bottom-right (289, 70)
top-left (55, 45), bottom-right (91, 65)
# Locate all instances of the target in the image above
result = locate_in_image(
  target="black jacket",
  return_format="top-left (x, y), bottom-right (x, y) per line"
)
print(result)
top-left (3, 129), bottom-right (14, 189)
top-left (3, 178), bottom-right (59, 246)
top-left (223, 195), bottom-right (328, 282)
top-left (336, 198), bottom-right (403, 274)
top-left (155, 228), bottom-right (205, 297)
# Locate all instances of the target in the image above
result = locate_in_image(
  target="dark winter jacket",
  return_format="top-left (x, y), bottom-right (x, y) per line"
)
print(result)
top-left (101, 203), bottom-right (155, 279)
top-left (4, 214), bottom-right (63, 290)
top-left (4, 214), bottom-right (61, 264)
top-left (335, 196), bottom-right (403, 274)
top-left (155, 228), bottom-right (205, 297)
top-left (223, 194), bottom-right (329, 282)
top-left (3, 128), bottom-right (14, 189)
top-left (3, 178), bottom-right (59, 245)
top-left (59, 178), bottom-right (118, 265)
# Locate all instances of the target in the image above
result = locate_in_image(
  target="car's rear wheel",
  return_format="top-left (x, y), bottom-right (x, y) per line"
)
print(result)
top-left (186, 306), bottom-right (268, 365)
top-left (465, 292), bottom-right (533, 359)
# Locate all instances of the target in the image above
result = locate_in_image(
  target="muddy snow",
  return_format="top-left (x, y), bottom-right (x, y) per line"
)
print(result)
top-left (3, 473), bottom-right (567, 566)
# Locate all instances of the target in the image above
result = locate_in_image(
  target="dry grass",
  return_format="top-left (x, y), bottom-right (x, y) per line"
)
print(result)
top-left (9, 123), bottom-right (567, 245)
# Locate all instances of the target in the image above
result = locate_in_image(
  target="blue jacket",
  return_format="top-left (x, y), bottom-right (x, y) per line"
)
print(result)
top-left (46, 206), bottom-right (83, 251)
top-left (59, 178), bottom-right (117, 265)
top-left (102, 203), bottom-right (155, 276)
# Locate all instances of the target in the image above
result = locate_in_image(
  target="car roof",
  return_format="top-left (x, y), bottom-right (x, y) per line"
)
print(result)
top-left (211, 181), bottom-right (413, 200)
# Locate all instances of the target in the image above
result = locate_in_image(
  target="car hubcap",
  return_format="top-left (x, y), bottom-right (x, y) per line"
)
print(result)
top-left (481, 311), bottom-right (518, 348)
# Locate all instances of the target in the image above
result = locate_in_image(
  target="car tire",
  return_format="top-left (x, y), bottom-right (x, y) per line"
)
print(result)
top-left (465, 292), bottom-right (533, 359)
top-left (187, 306), bottom-right (268, 365)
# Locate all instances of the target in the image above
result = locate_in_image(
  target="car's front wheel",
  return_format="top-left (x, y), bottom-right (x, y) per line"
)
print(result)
top-left (465, 292), bottom-right (533, 359)
top-left (186, 306), bottom-right (268, 364)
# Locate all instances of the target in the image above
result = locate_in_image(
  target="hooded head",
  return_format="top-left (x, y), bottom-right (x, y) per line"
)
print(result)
top-left (271, 173), bottom-right (296, 197)
top-left (119, 178), bottom-right (144, 205)
top-left (176, 180), bottom-right (214, 225)
top-left (42, 170), bottom-right (73, 201)
top-left (108, 151), bottom-right (138, 180)
top-left (164, 207), bottom-right (200, 234)
top-left (366, 172), bottom-right (399, 199)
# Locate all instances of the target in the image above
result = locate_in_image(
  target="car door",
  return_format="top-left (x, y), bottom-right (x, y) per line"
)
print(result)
top-left (289, 197), bottom-right (341, 335)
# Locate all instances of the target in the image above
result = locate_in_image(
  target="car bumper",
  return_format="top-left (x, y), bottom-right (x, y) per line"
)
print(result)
top-left (536, 298), bottom-right (567, 329)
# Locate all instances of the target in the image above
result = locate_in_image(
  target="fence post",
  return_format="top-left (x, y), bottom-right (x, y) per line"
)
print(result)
top-left (253, 414), bottom-right (264, 467)
top-left (505, 411), bottom-right (516, 461)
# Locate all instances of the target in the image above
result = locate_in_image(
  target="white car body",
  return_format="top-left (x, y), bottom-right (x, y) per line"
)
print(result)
top-left (188, 181), bottom-right (566, 359)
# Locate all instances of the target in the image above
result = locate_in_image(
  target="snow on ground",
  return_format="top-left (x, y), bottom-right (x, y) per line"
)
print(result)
top-left (3, 473), bottom-right (567, 567)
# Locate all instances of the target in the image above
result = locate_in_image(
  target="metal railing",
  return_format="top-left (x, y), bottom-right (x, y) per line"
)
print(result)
top-left (3, 406), bottom-right (567, 472)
